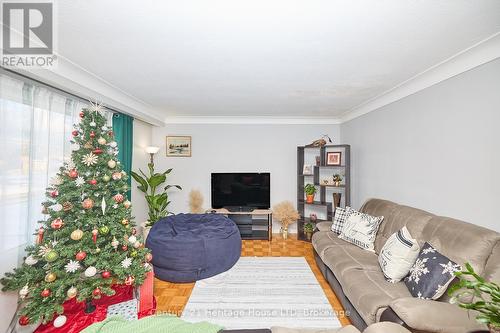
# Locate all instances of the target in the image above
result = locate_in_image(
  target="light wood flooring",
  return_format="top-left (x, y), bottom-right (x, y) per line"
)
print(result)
top-left (153, 234), bottom-right (351, 326)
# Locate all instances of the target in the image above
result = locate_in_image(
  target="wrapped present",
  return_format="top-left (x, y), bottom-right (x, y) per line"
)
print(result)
top-left (107, 299), bottom-right (138, 321)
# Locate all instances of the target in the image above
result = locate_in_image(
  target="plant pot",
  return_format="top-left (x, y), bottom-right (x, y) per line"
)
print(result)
top-left (306, 194), bottom-right (315, 204)
top-left (305, 230), bottom-right (313, 241)
top-left (334, 181), bottom-right (341, 187)
top-left (281, 227), bottom-right (288, 240)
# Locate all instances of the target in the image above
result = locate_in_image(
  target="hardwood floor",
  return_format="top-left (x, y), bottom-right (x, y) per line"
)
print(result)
top-left (153, 234), bottom-right (351, 326)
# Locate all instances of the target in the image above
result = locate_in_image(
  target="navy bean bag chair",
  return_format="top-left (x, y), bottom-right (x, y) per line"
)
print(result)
top-left (146, 213), bottom-right (242, 283)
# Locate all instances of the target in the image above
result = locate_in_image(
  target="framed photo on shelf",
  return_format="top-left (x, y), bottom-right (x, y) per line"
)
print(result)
top-left (166, 136), bottom-right (191, 157)
top-left (303, 164), bottom-right (313, 175)
top-left (326, 152), bottom-right (342, 166)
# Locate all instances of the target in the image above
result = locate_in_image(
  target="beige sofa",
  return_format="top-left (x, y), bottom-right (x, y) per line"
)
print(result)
top-left (312, 198), bottom-right (500, 333)
top-left (272, 321), bottom-right (411, 333)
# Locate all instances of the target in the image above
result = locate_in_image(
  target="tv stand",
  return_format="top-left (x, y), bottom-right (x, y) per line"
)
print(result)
top-left (225, 206), bottom-right (255, 213)
top-left (208, 208), bottom-right (272, 241)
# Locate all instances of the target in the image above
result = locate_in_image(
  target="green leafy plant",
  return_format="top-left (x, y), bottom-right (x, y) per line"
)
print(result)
top-left (448, 262), bottom-right (500, 329)
top-left (131, 163), bottom-right (181, 227)
top-left (333, 174), bottom-right (343, 183)
top-left (304, 184), bottom-right (317, 195)
top-left (303, 222), bottom-right (314, 233)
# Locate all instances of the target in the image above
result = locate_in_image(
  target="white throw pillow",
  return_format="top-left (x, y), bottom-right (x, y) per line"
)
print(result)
top-left (338, 210), bottom-right (383, 251)
top-left (378, 226), bottom-right (420, 283)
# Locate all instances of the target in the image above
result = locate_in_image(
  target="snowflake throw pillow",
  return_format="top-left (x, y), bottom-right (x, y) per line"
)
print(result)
top-left (404, 242), bottom-right (461, 300)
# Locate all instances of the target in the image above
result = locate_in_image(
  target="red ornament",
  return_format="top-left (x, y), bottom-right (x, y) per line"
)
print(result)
top-left (122, 245), bottom-right (128, 251)
top-left (124, 276), bottom-right (135, 286)
top-left (68, 169), bottom-right (78, 178)
top-left (50, 218), bottom-right (64, 229)
top-left (36, 227), bottom-right (44, 245)
top-left (145, 253), bottom-right (153, 262)
top-left (92, 287), bottom-right (101, 297)
top-left (90, 131), bottom-right (96, 138)
top-left (41, 288), bottom-right (51, 297)
top-left (89, 179), bottom-right (97, 185)
top-left (79, 111), bottom-right (85, 118)
top-left (92, 229), bottom-right (98, 244)
top-left (18, 316), bottom-right (30, 326)
top-left (108, 131), bottom-right (114, 137)
top-left (82, 198), bottom-right (94, 209)
top-left (50, 190), bottom-right (59, 198)
top-left (101, 271), bottom-right (111, 279)
top-left (75, 251), bottom-right (87, 261)
top-left (113, 194), bottom-right (124, 203)
top-left (93, 148), bottom-right (103, 155)
top-left (72, 130), bottom-right (79, 137)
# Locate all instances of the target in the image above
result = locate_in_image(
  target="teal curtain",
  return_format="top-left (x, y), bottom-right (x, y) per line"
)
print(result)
top-left (112, 112), bottom-right (133, 199)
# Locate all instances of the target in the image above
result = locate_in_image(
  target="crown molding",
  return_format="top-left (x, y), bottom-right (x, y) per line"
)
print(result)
top-left (340, 32), bottom-right (500, 123)
top-left (15, 56), bottom-right (165, 126)
top-left (164, 116), bottom-right (342, 125)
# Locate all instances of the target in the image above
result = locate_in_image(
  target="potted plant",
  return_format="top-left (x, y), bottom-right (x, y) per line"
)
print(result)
top-left (333, 174), bottom-right (342, 187)
top-left (448, 262), bottom-right (500, 333)
top-left (304, 184), bottom-right (317, 203)
top-left (303, 222), bottom-right (314, 241)
top-left (272, 201), bottom-right (300, 240)
top-left (131, 163), bottom-right (181, 240)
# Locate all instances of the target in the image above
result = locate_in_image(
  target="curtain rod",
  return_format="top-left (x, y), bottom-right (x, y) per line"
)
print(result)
top-left (0, 66), bottom-right (122, 115)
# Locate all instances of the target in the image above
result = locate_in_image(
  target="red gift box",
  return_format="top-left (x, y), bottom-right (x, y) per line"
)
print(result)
top-left (35, 272), bottom-right (155, 333)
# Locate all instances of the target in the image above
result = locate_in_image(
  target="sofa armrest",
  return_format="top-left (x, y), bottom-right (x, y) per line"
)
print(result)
top-left (388, 297), bottom-right (485, 333)
top-left (315, 221), bottom-right (333, 232)
top-left (363, 322), bottom-right (411, 333)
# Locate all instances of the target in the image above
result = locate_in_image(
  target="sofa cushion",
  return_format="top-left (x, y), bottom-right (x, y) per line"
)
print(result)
top-left (312, 231), bottom-right (350, 260)
top-left (331, 206), bottom-right (353, 234)
top-left (484, 241), bottom-right (500, 283)
top-left (337, 268), bottom-right (412, 324)
top-left (322, 243), bottom-right (381, 275)
top-left (316, 221), bottom-right (333, 232)
top-left (339, 210), bottom-right (383, 252)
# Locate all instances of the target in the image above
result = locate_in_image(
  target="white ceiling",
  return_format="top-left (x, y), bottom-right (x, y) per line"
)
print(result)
top-left (56, 0), bottom-right (500, 120)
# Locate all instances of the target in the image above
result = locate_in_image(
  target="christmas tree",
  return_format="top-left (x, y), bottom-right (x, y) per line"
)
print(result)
top-left (1, 103), bottom-right (152, 326)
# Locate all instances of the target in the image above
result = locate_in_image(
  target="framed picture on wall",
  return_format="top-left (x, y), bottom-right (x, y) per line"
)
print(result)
top-left (303, 164), bottom-right (313, 175)
top-left (166, 136), bottom-right (192, 157)
top-left (326, 152), bottom-right (342, 166)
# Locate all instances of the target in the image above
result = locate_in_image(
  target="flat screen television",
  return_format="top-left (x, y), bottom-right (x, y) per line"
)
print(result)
top-left (211, 173), bottom-right (270, 210)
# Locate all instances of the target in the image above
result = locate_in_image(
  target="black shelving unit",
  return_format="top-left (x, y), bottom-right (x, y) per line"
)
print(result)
top-left (297, 144), bottom-right (351, 241)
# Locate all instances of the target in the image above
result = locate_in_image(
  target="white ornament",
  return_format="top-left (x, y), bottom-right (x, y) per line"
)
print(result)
top-left (65, 260), bottom-right (81, 273)
top-left (25, 255), bottom-right (38, 266)
top-left (89, 101), bottom-right (104, 115)
top-left (84, 266), bottom-right (97, 277)
top-left (143, 263), bottom-right (152, 271)
top-left (108, 141), bottom-right (117, 148)
top-left (101, 197), bottom-right (107, 215)
top-left (53, 315), bottom-right (67, 328)
top-left (133, 241), bottom-right (141, 249)
top-left (71, 143), bottom-right (80, 151)
top-left (128, 235), bottom-right (137, 244)
top-left (19, 284), bottom-right (29, 299)
top-left (121, 257), bottom-right (132, 269)
top-left (111, 237), bottom-right (119, 249)
top-left (38, 245), bottom-right (51, 256)
top-left (97, 137), bottom-right (107, 145)
top-left (101, 126), bottom-right (108, 131)
top-left (90, 121), bottom-right (96, 127)
top-left (50, 203), bottom-right (63, 212)
top-left (113, 204), bottom-right (118, 209)
top-left (50, 176), bottom-right (63, 186)
top-left (65, 160), bottom-right (76, 171)
top-left (75, 176), bottom-right (85, 187)
top-left (82, 152), bottom-right (98, 166)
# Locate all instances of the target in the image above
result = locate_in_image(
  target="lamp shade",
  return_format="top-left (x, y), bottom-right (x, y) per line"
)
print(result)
top-left (145, 146), bottom-right (160, 154)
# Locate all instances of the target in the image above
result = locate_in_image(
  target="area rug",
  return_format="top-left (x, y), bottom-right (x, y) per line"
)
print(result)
top-left (181, 257), bottom-right (342, 329)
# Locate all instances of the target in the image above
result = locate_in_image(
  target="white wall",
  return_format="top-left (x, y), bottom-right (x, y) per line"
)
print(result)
top-left (152, 124), bottom-right (340, 232)
top-left (341, 58), bottom-right (500, 231)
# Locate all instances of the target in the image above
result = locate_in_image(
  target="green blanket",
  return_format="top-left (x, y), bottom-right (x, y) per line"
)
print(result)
top-left (81, 315), bottom-right (223, 333)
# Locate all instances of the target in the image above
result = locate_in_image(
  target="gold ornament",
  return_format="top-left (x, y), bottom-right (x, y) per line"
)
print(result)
top-left (121, 219), bottom-right (129, 225)
top-left (62, 201), bottom-right (73, 211)
top-left (67, 286), bottom-right (77, 299)
top-left (97, 137), bottom-right (107, 145)
top-left (84, 141), bottom-right (93, 149)
top-left (107, 160), bottom-right (117, 169)
top-left (82, 198), bottom-right (94, 209)
top-left (45, 272), bottom-right (57, 283)
top-left (70, 229), bottom-right (84, 241)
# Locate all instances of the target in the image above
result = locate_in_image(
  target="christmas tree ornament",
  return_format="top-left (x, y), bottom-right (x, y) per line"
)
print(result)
top-left (84, 140), bottom-right (94, 149)
top-left (89, 101), bottom-right (104, 114)
top-left (92, 287), bottom-right (101, 297)
top-left (72, 130), bottom-right (79, 136)
top-left (70, 229), bottom-right (84, 240)
top-left (93, 148), bottom-right (103, 155)
top-left (101, 271), bottom-right (111, 279)
top-left (82, 198), bottom-right (94, 209)
top-left (79, 111), bottom-right (85, 118)
top-left (107, 160), bottom-right (117, 168)
top-left (101, 197), bottom-right (107, 215)
top-left (95, 247), bottom-right (101, 253)
top-left (124, 276), bottom-right (135, 286)
top-left (53, 315), bottom-right (67, 328)
top-left (50, 190), bottom-right (59, 198)
top-left (64, 260), bottom-right (81, 273)
top-left (145, 253), bottom-right (153, 262)
top-left (121, 257), bottom-right (132, 268)
top-left (130, 250), bottom-right (138, 257)
top-left (108, 130), bottom-right (114, 137)
top-left (19, 284), bottom-right (29, 299)
top-left (90, 120), bottom-right (96, 127)
top-left (121, 218), bottom-right (129, 225)
top-left (36, 227), bottom-right (45, 244)
top-left (112, 172), bottom-right (122, 180)
top-left (75, 176), bottom-right (85, 187)
top-left (67, 286), bottom-right (77, 298)
top-left (68, 169), bottom-right (78, 178)
top-left (75, 251), bottom-right (87, 261)
top-left (114, 194), bottom-right (124, 203)
top-left (122, 244), bottom-right (128, 251)
top-left (85, 266), bottom-right (97, 277)
top-left (102, 174), bottom-right (111, 182)
top-left (90, 131), bottom-right (96, 138)
top-left (123, 200), bottom-right (132, 209)
top-left (45, 250), bottom-right (58, 262)
top-left (50, 218), bottom-right (64, 229)
top-left (98, 225), bottom-right (109, 235)
top-left (111, 237), bottom-right (119, 249)
top-left (63, 201), bottom-right (73, 211)
top-left (92, 229), bottom-right (98, 243)
top-left (82, 152), bottom-right (98, 166)
top-left (50, 176), bottom-right (63, 186)
top-left (49, 203), bottom-right (63, 212)
top-left (109, 141), bottom-right (117, 147)
top-left (18, 316), bottom-right (30, 326)
top-left (133, 241), bottom-right (141, 249)
top-left (41, 288), bottom-right (51, 297)
top-left (44, 272), bottom-right (57, 283)
top-left (71, 143), bottom-right (80, 151)
top-left (128, 235), bottom-right (137, 244)
top-left (131, 228), bottom-right (137, 235)
top-left (144, 262), bottom-right (152, 271)
top-left (97, 137), bottom-right (107, 145)
top-left (25, 255), bottom-right (38, 266)
top-left (89, 179), bottom-right (97, 185)
top-left (41, 205), bottom-right (49, 214)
